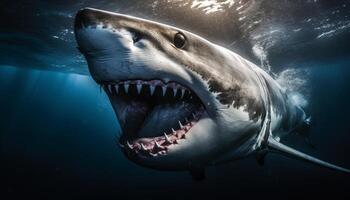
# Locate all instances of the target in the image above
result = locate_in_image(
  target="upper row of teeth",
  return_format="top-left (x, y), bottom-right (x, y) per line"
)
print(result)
top-left (103, 80), bottom-right (191, 98)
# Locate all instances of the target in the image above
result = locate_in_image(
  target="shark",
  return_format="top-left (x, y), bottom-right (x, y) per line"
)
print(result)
top-left (74, 8), bottom-right (349, 180)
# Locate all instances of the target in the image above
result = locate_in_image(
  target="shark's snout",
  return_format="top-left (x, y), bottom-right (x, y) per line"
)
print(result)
top-left (75, 8), bottom-right (132, 53)
top-left (74, 8), bottom-right (140, 82)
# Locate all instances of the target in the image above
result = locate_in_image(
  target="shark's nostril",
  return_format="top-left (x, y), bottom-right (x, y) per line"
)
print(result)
top-left (131, 31), bottom-right (142, 43)
top-left (74, 8), bottom-right (96, 30)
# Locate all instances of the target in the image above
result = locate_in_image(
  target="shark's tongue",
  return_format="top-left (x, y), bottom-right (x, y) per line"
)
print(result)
top-left (113, 96), bottom-right (199, 139)
top-left (138, 101), bottom-right (198, 138)
top-left (112, 98), bottom-right (151, 138)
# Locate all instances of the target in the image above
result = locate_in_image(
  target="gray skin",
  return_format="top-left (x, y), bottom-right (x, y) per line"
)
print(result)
top-left (75, 8), bottom-right (348, 177)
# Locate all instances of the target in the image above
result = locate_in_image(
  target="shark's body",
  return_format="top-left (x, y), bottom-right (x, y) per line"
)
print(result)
top-left (74, 8), bottom-right (349, 179)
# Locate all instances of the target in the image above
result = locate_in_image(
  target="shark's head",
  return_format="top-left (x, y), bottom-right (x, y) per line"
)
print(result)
top-left (74, 8), bottom-right (263, 171)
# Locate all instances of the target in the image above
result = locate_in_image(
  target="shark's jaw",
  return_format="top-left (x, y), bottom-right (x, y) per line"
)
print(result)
top-left (102, 79), bottom-right (206, 158)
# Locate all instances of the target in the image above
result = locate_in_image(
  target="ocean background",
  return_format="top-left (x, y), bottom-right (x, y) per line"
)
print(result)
top-left (1, 0), bottom-right (350, 199)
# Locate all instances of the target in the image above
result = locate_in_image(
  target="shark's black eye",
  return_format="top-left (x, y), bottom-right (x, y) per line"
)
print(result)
top-left (174, 32), bottom-right (186, 48)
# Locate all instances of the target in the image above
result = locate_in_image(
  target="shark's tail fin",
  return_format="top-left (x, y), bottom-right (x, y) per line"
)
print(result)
top-left (267, 137), bottom-right (350, 174)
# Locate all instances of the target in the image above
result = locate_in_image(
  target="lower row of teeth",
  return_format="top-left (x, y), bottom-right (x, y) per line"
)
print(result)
top-left (119, 108), bottom-right (204, 157)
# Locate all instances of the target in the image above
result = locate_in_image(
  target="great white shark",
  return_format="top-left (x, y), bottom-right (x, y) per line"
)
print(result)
top-left (74, 8), bottom-right (349, 180)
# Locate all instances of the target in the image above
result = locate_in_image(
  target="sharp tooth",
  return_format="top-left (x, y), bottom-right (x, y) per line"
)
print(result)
top-left (172, 128), bottom-right (176, 133)
top-left (162, 86), bottom-right (167, 96)
top-left (136, 84), bottom-right (142, 94)
top-left (155, 141), bottom-right (161, 148)
top-left (127, 141), bottom-right (133, 149)
top-left (149, 152), bottom-right (157, 157)
top-left (192, 113), bottom-right (196, 119)
top-left (124, 84), bottom-right (129, 93)
top-left (178, 121), bottom-right (183, 129)
top-left (185, 118), bottom-right (189, 123)
top-left (173, 88), bottom-right (177, 96)
top-left (150, 85), bottom-right (155, 96)
top-left (141, 143), bottom-right (147, 151)
top-left (164, 133), bottom-right (171, 143)
top-left (181, 89), bottom-right (185, 98)
top-left (119, 142), bottom-right (125, 148)
top-left (114, 85), bottom-right (119, 94)
top-left (108, 85), bottom-right (113, 93)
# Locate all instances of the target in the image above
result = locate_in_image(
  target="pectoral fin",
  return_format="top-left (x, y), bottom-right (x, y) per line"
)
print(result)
top-left (267, 137), bottom-right (350, 173)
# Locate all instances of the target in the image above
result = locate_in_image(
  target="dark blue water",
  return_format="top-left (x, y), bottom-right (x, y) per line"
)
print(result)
top-left (1, 61), bottom-right (350, 199)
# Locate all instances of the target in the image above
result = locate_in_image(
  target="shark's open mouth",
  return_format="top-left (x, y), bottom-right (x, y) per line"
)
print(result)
top-left (102, 80), bottom-right (205, 157)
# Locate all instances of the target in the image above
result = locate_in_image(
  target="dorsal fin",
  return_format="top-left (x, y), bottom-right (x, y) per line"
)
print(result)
top-left (267, 137), bottom-right (350, 173)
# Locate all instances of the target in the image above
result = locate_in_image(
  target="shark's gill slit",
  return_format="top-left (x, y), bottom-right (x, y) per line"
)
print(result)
top-left (102, 79), bottom-right (205, 157)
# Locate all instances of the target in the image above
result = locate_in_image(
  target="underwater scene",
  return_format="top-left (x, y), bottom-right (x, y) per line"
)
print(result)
top-left (1, 0), bottom-right (350, 199)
